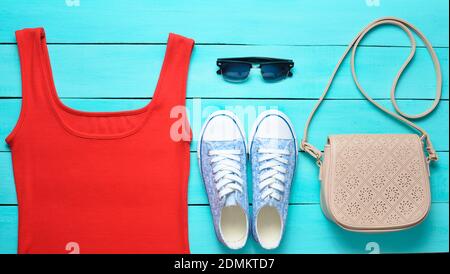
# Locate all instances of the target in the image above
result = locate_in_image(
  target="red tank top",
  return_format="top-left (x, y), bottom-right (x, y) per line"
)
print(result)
top-left (7, 28), bottom-right (194, 254)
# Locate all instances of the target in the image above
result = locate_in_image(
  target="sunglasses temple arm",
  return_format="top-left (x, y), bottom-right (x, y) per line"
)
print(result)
top-left (216, 69), bottom-right (222, 75)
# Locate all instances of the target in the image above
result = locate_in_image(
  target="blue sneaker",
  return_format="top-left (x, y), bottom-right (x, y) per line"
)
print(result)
top-left (249, 110), bottom-right (298, 249)
top-left (198, 110), bottom-right (249, 249)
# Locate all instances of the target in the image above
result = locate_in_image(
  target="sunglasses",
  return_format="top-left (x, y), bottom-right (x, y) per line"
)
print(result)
top-left (216, 57), bottom-right (294, 82)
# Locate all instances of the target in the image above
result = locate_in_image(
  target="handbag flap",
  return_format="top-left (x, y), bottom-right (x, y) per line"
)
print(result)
top-left (325, 134), bottom-right (431, 231)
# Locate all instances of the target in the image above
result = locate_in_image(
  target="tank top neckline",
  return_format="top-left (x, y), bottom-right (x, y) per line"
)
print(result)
top-left (38, 28), bottom-right (172, 140)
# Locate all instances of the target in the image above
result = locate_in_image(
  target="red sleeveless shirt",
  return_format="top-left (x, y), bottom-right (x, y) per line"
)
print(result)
top-left (7, 28), bottom-right (194, 254)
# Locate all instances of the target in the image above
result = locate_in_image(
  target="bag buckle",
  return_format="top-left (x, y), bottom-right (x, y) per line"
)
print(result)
top-left (301, 141), bottom-right (323, 166)
top-left (426, 147), bottom-right (438, 163)
top-left (422, 135), bottom-right (438, 163)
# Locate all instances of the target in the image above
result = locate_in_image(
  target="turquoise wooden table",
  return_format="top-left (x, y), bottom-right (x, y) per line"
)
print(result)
top-left (0, 0), bottom-right (448, 254)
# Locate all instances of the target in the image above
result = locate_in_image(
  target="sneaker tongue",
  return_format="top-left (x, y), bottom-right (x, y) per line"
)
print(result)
top-left (225, 194), bottom-right (237, 206)
top-left (268, 198), bottom-right (277, 206)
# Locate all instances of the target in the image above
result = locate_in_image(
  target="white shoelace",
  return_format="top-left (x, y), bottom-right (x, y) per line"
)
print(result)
top-left (257, 148), bottom-right (290, 201)
top-left (209, 149), bottom-right (244, 199)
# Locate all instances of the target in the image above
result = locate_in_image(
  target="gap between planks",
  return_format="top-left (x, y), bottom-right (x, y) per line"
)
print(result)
top-left (0, 42), bottom-right (448, 49)
top-left (0, 97), bottom-right (448, 101)
top-left (0, 202), bottom-right (447, 207)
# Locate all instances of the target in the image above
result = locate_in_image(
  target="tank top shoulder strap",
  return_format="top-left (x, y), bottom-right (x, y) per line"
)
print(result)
top-left (15, 28), bottom-right (49, 103)
top-left (6, 28), bottom-right (51, 145)
top-left (153, 33), bottom-right (194, 108)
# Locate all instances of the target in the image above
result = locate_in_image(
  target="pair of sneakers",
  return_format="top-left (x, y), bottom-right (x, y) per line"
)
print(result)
top-left (198, 110), bottom-right (298, 250)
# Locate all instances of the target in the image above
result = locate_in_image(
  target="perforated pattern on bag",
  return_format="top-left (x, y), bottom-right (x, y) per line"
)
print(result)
top-left (326, 134), bottom-right (430, 230)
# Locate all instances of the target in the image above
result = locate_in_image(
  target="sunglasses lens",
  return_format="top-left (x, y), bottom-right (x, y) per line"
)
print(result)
top-left (261, 63), bottom-right (290, 81)
top-left (220, 62), bottom-right (252, 82)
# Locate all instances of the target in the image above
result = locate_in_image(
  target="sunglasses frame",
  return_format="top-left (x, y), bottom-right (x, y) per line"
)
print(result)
top-left (216, 57), bottom-right (294, 81)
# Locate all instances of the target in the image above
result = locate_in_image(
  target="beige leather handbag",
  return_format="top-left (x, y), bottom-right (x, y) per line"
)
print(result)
top-left (301, 17), bottom-right (442, 232)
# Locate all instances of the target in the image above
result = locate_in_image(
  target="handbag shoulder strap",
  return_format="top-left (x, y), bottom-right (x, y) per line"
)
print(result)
top-left (301, 17), bottom-right (442, 166)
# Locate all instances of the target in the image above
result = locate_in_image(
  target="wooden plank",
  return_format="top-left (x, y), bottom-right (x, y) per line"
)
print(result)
top-left (0, 0), bottom-right (448, 46)
top-left (189, 99), bottom-right (449, 152)
top-left (0, 153), bottom-right (16, 204)
top-left (1, 99), bottom-right (448, 152)
top-left (191, 152), bottom-right (450, 205)
top-left (1, 151), bottom-right (447, 205)
top-left (0, 206), bottom-right (17, 254)
top-left (0, 45), bottom-right (448, 99)
top-left (188, 203), bottom-right (449, 254)
top-left (0, 203), bottom-right (448, 254)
